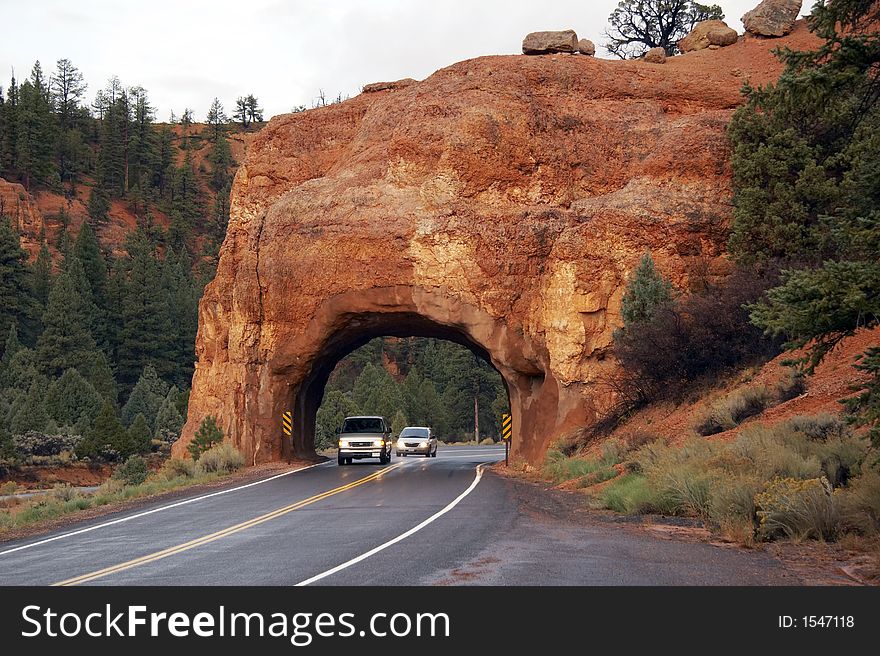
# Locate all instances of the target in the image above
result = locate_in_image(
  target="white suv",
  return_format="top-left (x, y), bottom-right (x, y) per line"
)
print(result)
top-left (395, 427), bottom-right (437, 457)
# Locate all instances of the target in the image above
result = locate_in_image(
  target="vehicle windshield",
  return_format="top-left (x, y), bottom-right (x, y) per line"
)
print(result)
top-left (399, 428), bottom-right (429, 438)
top-left (341, 417), bottom-right (385, 433)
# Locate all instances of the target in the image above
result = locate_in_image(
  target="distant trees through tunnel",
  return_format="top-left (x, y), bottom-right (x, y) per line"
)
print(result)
top-left (314, 337), bottom-right (509, 450)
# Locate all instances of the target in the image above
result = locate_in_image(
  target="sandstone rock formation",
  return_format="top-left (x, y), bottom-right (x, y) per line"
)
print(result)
top-left (176, 19), bottom-right (822, 465)
top-left (522, 30), bottom-right (578, 54)
top-left (743, 0), bottom-right (802, 37)
top-left (679, 19), bottom-right (739, 52)
top-left (644, 47), bottom-right (667, 63)
top-left (578, 39), bottom-right (596, 56)
top-left (362, 78), bottom-right (417, 93)
top-left (0, 177), bottom-right (48, 258)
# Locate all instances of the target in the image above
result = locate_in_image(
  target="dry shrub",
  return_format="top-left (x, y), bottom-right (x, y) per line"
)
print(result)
top-left (694, 386), bottom-right (773, 436)
top-left (162, 457), bottom-right (196, 479)
top-left (776, 369), bottom-right (807, 401)
top-left (755, 477), bottom-right (839, 541)
top-left (614, 266), bottom-right (780, 403)
top-left (195, 443), bottom-right (244, 475)
top-left (837, 470), bottom-right (880, 535)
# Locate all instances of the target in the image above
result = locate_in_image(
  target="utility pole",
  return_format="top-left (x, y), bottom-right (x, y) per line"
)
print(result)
top-left (474, 393), bottom-right (480, 445)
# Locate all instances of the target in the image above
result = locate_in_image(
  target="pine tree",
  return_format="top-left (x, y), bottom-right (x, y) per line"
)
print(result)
top-left (10, 378), bottom-right (50, 434)
top-left (14, 62), bottom-right (56, 189)
top-left (620, 253), bottom-right (674, 327)
top-left (51, 58), bottom-right (87, 189)
top-left (87, 184), bottom-right (111, 224)
top-left (0, 323), bottom-right (23, 390)
top-left (117, 232), bottom-right (174, 388)
top-left (31, 241), bottom-right (52, 310)
top-left (0, 73), bottom-right (19, 177)
top-left (391, 408), bottom-right (408, 436)
top-left (245, 95), bottom-right (263, 124)
top-left (121, 364), bottom-right (169, 428)
top-left (206, 97), bottom-right (228, 141)
top-left (1, 345), bottom-right (37, 393)
top-left (87, 350), bottom-right (118, 406)
top-left (98, 82), bottom-right (130, 197)
top-left (154, 391), bottom-right (184, 440)
top-left (35, 269), bottom-right (100, 378)
top-left (207, 134), bottom-right (234, 191)
top-left (0, 323), bottom-right (22, 373)
top-left (738, 0), bottom-right (880, 378)
top-left (76, 399), bottom-right (129, 460)
top-left (154, 125), bottom-right (174, 195)
top-left (72, 222), bottom-right (110, 348)
top-left (0, 214), bottom-right (38, 343)
top-left (127, 413), bottom-right (152, 454)
top-left (44, 368), bottom-right (103, 429)
top-left (233, 96), bottom-right (249, 128)
top-left (189, 415), bottom-right (223, 460)
top-left (64, 255), bottom-right (105, 350)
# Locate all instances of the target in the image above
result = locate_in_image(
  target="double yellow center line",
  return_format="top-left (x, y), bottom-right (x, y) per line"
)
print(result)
top-left (54, 463), bottom-right (401, 586)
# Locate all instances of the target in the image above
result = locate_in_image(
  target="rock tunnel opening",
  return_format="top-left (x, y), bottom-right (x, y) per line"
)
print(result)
top-left (285, 312), bottom-right (512, 461)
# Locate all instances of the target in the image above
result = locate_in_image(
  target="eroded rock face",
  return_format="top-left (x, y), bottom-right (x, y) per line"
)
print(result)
top-left (176, 25), bottom-right (816, 465)
top-left (679, 19), bottom-right (738, 52)
top-left (743, 0), bottom-right (802, 37)
top-left (522, 30), bottom-right (578, 54)
top-left (0, 177), bottom-right (46, 258)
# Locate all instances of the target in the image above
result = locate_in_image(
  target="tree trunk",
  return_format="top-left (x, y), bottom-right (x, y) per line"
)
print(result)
top-left (474, 393), bottom-right (480, 444)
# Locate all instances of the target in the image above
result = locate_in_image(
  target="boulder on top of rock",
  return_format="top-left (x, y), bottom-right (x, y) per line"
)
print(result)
top-left (522, 30), bottom-right (578, 55)
top-left (362, 78), bottom-right (417, 93)
top-left (678, 19), bottom-right (738, 52)
top-left (644, 47), bottom-right (667, 63)
top-left (578, 39), bottom-right (596, 57)
top-left (578, 39), bottom-right (596, 56)
top-left (742, 0), bottom-right (802, 37)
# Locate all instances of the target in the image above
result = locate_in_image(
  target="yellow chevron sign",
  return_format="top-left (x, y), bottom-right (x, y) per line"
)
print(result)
top-left (282, 411), bottom-right (293, 436)
top-left (501, 413), bottom-right (512, 441)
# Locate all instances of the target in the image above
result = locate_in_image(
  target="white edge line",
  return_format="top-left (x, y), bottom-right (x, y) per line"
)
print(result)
top-left (296, 463), bottom-right (487, 586)
top-left (0, 461), bottom-right (331, 557)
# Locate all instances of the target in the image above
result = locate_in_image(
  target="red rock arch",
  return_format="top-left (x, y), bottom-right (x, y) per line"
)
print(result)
top-left (173, 47), bottom-right (761, 464)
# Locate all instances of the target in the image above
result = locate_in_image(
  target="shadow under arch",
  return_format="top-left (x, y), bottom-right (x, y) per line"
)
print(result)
top-left (267, 286), bottom-right (557, 462)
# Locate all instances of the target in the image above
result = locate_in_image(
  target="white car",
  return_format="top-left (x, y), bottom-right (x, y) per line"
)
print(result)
top-left (395, 427), bottom-right (437, 457)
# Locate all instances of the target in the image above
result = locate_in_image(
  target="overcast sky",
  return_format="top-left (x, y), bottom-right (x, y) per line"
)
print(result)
top-left (0, 0), bottom-right (797, 122)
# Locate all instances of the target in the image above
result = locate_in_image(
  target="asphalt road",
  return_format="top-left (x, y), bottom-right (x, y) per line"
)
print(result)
top-left (0, 446), bottom-right (798, 585)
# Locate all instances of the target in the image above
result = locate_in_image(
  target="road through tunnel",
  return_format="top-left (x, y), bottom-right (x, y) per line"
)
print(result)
top-left (271, 287), bottom-right (555, 462)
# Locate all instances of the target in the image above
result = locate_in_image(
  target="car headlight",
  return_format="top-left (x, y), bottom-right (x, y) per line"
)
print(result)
top-left (338, 440), bottom-right (348, 448)
top-left (375, 440), bottom-right (385, 447)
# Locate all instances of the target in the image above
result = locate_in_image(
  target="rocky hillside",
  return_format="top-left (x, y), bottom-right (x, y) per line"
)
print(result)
top-left (2, 125), bottom-right (253, 263)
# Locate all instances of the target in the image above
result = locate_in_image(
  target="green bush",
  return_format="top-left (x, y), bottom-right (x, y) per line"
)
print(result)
top-left (542, 455), bottom-right (604, 484)
top-left (113, 455), bottom-right (149, 486)
top-left (195, 442), bottom-right (244, 475)
top-left (597, 474), bottom-right (670, 514)
top-left (189, 416), bottom-right (223, 460)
